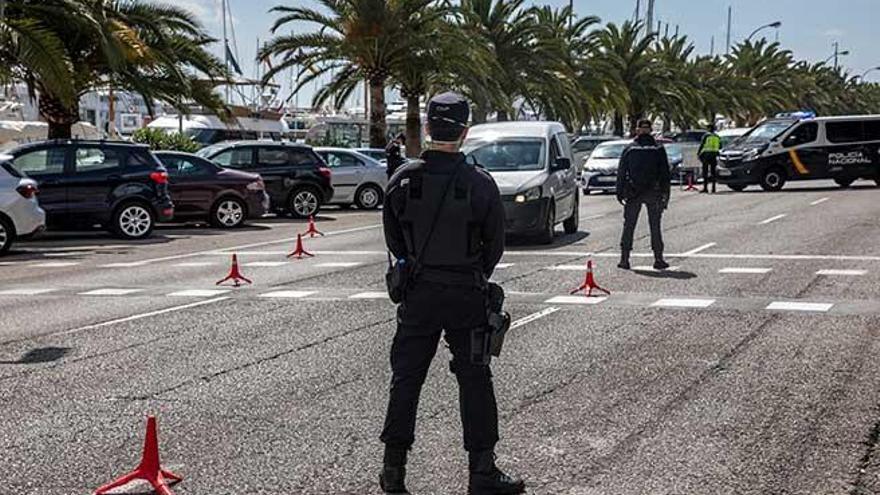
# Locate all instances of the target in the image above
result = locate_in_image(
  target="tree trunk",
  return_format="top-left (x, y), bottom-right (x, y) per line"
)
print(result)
top-left (404, 93), bottom-right (422, 158)
top-left (472, 105), bottom-right (488, 125)
top-left (368, 79), bottom-right (387, 148)
top-left (613, 112), bottom-right (624, 137)
top-left (39, 92), bottom-right (79, 139)
top-left (495, 108), bottom-right (509, 121)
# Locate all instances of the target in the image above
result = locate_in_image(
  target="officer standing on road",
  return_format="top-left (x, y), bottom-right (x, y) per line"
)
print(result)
top-left (385, 132), bottom-right (407, 179)
top-left (379, 92), bottom-right (525, 495)
top-left (617, 119), bottom-right (671, 270)
top-left (698, 124), bottom-right (722, 193)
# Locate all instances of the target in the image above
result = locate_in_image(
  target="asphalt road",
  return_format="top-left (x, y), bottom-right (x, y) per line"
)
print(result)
top-left (2, 180), bottom-right (880, 494)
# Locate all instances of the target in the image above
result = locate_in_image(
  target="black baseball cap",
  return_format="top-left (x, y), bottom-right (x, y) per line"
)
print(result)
top-left (427, 92), bottom-right (469, 131)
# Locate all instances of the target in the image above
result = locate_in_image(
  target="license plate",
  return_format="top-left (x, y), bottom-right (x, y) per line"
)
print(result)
top-left (596, 176), bottom-right (616, 183)
top-left (717, 168), bottom-right (732, 177)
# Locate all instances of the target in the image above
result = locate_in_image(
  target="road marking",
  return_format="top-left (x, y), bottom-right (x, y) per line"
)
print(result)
top-left (0, 288), bottom-right (58, 295)
top-left (79, 288), bottom-right (144, 296)
top-left (652, 298), bottom-right (716, 308)
top-left (30, 261), bottom-right (80, 267)
top-left (766, 301), bottom-right (833, 312)
top-left (173, 262), bottom-right (217, 267)
top-left (584, 214), bottom-right (606, 220)
top-left (21, 244), bottom-right (129, 252)
top-left (316, 262), bottom-right (363, 268)
top-left (312, 250), bottom-right (385, 256)
top-left (510, 307), bottom-right (560, 329)
top-left (349, 291), bottom-right (389, 300)
top-left (544, 295), bottom-right (607, 305)
top-left (53, 297), bottom-right (229, 338)
top-left (758, 214), bottom-right (787, 225)
top-left (810, 197), bottom-right (830, 206)
top-left (243, 261), bottom-right (287, 267)
top-left (259, 290), bottom-right (317, 299)
top-left (816, 269), bottom-right (867, 276)
top-left (206, 251), bottom-right (288, 256)
top-left (680, 243), bottom-right (717, 256)
top-left (719, 267), bottom-right (773, 274)
top-left (100, 262), bottom-right (148, 268)
top-left (548, 265), bottom-right (586, 271)
top-left (632, 265), bottom-right (680, 272)
top-left (495, 263), bottom-right (515, 269)
top-left (167, 289), bottom-right (231, 298)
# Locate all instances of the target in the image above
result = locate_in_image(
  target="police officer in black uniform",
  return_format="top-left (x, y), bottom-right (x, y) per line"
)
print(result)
top-left (386, 132), bottom-right (407, 178)
top-left (616, 119), bottom-right (671, 270)
top-left (380, 92), bottom-right (525, 495)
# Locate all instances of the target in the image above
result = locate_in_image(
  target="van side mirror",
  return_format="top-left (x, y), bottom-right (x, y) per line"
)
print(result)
top-left (552, 157), bottom-right (571, 172)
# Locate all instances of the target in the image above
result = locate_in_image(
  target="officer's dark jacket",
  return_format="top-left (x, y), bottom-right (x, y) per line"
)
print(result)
top-left (616, 134), bottom-right (671, 201)
top-left (383, 150), bottom-right (505, 277)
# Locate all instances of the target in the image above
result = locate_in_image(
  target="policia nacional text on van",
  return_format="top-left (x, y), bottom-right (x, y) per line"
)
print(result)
top-left (717, 114), bottom-right (880, 191)
top-left (380, 92), bottom-right (525, 495)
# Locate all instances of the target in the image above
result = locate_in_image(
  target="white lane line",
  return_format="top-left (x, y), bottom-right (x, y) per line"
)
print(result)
top-left (206, 251), bottom-right (288, 256)
top-left (30, 261), bottom-right (80, 267)
top-left (719, 267), bottom-right (773, 274)
top-left (680, 243), bottom-right (717, 256)
top-left (173, 262), bottom-right (217, 267)
top-left (243, 261), bottom-right (287, 267)
top-left (495, 263), bottom-right (515, 269)
top-left (0, 288), bottom-right (58, 295)
top-left (100, 262), bottom-right (147, 268)
top-left (167, 289), bottom-right (231, 297)
top-left (548, 265), bottom-right (587, 271)
top-left (312, 250), bottom-right (385, 256)
top-left (652, 298), bottom-right (716, 308)
top-left (758, 214), bottom-right (787, 225)
top-left (545, 295), bottom-right (607, 305)
top-left (632, 265), bottom-right (680, 272)
top-left (316, 262), bottom-right (363, 268)
top-left (259, 290), bottom-right (317, 299)
top-left (79, 288), bottom-right (144, 296)
top-left (349, 291), bottom-right (389, 300)
top-left (766, 301), bottom-right (833, 312)
top-left (810, 197), bottom-right (830, 206)
top-left (510, 307), bottom-right (560, 329)
top-left (816, 269), bottom-right (867, 276)
top-left (53, 297), bottom-right (229, 338)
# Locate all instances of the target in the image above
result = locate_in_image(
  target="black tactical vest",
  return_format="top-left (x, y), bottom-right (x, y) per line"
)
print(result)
top-left (398, 159), bottom-right (483, 269)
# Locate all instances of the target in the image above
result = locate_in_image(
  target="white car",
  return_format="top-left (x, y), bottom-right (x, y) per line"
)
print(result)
top-left (0, 158), bottom-right (45, 254)
top-left (581, 139), bottom-right (631, 194)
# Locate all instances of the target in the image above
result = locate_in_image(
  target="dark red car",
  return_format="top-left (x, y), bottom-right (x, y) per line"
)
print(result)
top-left (154, 151), bottom-right (269, 228)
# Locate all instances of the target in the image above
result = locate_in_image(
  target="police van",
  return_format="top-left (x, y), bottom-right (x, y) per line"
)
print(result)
top-left (717, 114), bottom-right (880, 191)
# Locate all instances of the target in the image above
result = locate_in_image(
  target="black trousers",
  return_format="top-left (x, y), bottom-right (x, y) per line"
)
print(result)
top-left (701, 153), bottom-right (718, 192)
top-left (380, 281), bottom-right (499, 453)
top-left (620, 189), bottom-right (665, 255)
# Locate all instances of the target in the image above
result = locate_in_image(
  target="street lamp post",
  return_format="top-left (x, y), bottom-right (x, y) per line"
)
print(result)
top-left (855, 66), bottom-right (880, 82)
top-left (826, 42), bottom-right (850, 71)
top-left (746, 21), bottom-right (782, 42)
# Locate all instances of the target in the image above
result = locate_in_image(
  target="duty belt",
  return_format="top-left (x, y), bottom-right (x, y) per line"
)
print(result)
top-left (418, 267), bottom-right (486, 288)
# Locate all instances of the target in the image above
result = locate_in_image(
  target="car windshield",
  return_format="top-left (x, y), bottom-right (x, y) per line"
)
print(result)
top-left (664, 144), bottom-right (682, 160)
top-left (195, 143), bottom-right (227, 158)
top-left (462, 138), bottom-right (545, 171)
top-left (591, 143), bottom-right (627, 159)
top-left (742, 120), bottom-right (796, 144)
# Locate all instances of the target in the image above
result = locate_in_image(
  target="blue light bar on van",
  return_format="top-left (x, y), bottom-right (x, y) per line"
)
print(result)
top-left (774, 111), bottom-right (816, 119)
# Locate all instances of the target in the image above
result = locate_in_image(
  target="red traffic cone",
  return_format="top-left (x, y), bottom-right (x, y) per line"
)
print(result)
top-left (94, 416), bottom-right (182, 495)
top-left (302, 215), bottom-right (324, 238)
top-left (215, 254), bottom-right (252, 287)
top-left (683, 172), bottom-right (699, 191)
top-left (287, 233), bottom-right (314, 259)
top-left (569, 259), bottom-right (611, 297)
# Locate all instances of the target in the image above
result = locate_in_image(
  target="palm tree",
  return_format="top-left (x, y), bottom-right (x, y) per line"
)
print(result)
top-left (261, 0), bottom-right (437, 148)
top-left (14, 0), bottom-right (228, 139)
top-left (724, 40), bottom-right (794, 126)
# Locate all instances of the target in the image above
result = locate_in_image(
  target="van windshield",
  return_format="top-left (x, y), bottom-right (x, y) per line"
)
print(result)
top-left (742, 120), bottom-right (796, 144)
top-left (462, 138), bottom-right (545, 171)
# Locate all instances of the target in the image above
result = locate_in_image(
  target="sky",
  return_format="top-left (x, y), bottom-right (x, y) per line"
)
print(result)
top-left (176, 0), bottom-right (880, 108)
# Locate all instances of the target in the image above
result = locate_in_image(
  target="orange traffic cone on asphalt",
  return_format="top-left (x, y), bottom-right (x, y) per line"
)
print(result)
top-left (287, 233), bottom-right (314, 259)
top-left (302, 215), bottom-right (324, 237)
top-left (94, 416), bottom-right (182, 495)
top-left (216, 254), bottom-right (252, 287)
top-left (569, 259), bottom-right (611, 297)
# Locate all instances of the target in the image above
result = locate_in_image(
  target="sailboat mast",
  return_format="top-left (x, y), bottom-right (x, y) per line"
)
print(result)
top-left (222, 0), bottom-right (229, 104)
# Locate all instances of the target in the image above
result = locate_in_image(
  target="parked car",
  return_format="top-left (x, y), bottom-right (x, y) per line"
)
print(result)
top-left (8, 140), bottom-right (173, 239)
top-left (354, 148), bottom-right (387, 163)
top-left (196, 141), bottom-right (333, 218)
top-left (462, 121), bottom-right (579, 244)
top-left (571, 135), bottom-right (617, 165)
top-left (718, 127), bottom-right (751, 150)
top-left (674, 130), bottom-right (709, 143)
top-left (581, 139), bottom-right (630, 194)
top-left (314, 148), bottom-right (387, 209)
top-left (153, 151), bottom-right (269, 228)
top-left (0, 158), bottom-right (45, 254)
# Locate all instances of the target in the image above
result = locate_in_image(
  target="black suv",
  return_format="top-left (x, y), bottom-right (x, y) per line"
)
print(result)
top-left (196, 141), bottom-right (333, 218)
top-left (9, 140), bottom-right (173, 239)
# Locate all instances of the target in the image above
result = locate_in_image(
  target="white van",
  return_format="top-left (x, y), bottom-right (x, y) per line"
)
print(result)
top-left (147, 107), bottom-right (290, 147)
top-left (462, 122), bottom-right (580, 244)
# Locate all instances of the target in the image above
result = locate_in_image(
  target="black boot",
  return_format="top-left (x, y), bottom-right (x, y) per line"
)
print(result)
top-left (618, 251), bottom-right (631, 270)
top-left (379, 447), bottom-right (409, 494)
top-left (468, 450), bottom-right (525, 495)
top-left (653, 255), bottom-right (670, 270)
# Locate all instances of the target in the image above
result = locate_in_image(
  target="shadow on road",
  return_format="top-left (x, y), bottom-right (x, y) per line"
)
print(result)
top-left (506, 231), bottom-right (590, 250)
top-left (0, 346), bottom-right (70, 364)
top-left (632, 268), bottom-right (697, 280)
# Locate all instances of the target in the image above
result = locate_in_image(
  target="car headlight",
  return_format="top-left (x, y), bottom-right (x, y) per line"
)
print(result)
top-left (514, 187), bottom-right (541, 203)
top-left (742, 144), bottom-right (768, 162)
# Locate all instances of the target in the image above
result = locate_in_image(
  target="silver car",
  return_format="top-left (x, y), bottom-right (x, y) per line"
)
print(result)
top-left (315, 148), bottom-right (388, 210)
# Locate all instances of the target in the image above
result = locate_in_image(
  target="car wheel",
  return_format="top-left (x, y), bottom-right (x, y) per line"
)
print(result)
top-left (563, 195), bottom-right (579, 234)
top-left (0, 215), bottom-right (14, 255)
top-left (211, 197), bottom-right (247, 228)
top-left (537, 203), bottom-right (556, 245)
top-left (112, 202), bottom-right (154, 239)
top-left (288, 186), bottom-right (322, 219)
top-left (759, 168), bottom-right (786, 191)
top-left (834, 177), bottom-right (855, 188)
top-left (354, 183), bottom-right (383, 210)
top-left (727, 184), bottom-right (747, 192)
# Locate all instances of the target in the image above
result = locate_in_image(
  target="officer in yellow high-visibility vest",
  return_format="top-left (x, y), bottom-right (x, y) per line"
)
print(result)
top-left (698, 125), bottom-right (722, 193)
